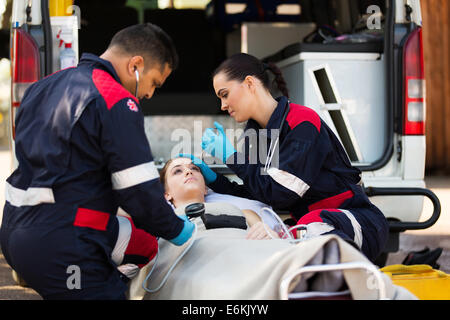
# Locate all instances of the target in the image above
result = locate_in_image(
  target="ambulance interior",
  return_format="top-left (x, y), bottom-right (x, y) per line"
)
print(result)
top-left (72, 0), bottom-right (387, 168)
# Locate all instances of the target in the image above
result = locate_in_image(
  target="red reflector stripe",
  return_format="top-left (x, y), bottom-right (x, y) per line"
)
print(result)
top-left (308, 190), bottom-right (354, 212)
top-left (73, 208), bottom-right (110, 231)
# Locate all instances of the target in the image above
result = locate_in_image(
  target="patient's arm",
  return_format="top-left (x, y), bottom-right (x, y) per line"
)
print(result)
top-left (246, 221), bottom-right (280, 240)
top-left (243, 209), bottom-right (279, 240)
top-left (242, 209), bottom-right (262, 227)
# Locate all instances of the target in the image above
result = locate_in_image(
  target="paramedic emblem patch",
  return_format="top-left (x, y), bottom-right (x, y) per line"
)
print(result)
top-left (127, 99), bottom-right (138, 112)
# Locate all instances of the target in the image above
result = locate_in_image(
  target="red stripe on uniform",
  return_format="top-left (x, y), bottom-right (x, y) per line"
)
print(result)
top-left (286, 103), bottom-right (321, 132)
top-left (92, 69), bottom-right (137, 110)
top-left (294, 209), bottom-right (343, 239)
top-left (73, 208), bottom-right (110, 231)
top-left (297, 209), bottom-right (324, 225)
top-left (294, 208), bottom-right (343, 239)
top-left (123, 217), bottom-right (158, 268)
top-left (308, 190), bottom-right (354, 212)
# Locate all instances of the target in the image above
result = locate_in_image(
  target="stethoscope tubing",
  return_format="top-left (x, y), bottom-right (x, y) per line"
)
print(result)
top-left (264, 100), bottom-right (290, 173)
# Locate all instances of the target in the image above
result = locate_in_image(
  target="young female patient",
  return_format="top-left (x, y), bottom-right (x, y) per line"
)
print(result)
top-left (113, 157), bottom-right (279, 280)
top-left (160, 157), bottom-right (279, 240)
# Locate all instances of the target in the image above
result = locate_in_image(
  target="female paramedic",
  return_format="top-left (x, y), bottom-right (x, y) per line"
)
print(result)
top-left (185, 53), bottom-right (389, 262)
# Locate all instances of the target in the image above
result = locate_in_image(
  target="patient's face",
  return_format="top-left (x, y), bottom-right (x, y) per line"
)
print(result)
top-left (163, 157), bottom-right (207, 206)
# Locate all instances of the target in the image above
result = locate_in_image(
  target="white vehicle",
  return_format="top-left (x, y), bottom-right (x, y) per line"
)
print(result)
top-left (8, 0), bottom-right (440, 267)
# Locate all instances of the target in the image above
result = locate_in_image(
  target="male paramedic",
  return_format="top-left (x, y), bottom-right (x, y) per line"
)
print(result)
top-left (0, 23), bottom-right (194, 299)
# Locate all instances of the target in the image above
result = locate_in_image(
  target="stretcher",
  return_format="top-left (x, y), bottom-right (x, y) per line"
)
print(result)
top-left (126, 192), bottom-right (418, 300)
top-left (127, 231), bottom-right (416, 300)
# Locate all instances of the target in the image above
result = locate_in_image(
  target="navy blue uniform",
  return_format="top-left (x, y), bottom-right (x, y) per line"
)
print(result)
top-left (0, 54), bottom-right (184, 299)
top-left (209, 96), bottom-right (388, 261)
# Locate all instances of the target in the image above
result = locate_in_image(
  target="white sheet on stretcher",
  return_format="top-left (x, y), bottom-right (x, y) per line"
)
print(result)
top-left (128, 230), bottom-right (416, 300)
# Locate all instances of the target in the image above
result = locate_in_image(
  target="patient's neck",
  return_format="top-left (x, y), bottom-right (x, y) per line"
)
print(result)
top-left (173, 195), bottom-right (205, 210)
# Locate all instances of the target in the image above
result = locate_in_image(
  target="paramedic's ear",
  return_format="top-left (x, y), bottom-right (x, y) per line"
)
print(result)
top-left (129, 55), bottom-right (144, 77)
top-left (244, 75), bottom-right (257, 94)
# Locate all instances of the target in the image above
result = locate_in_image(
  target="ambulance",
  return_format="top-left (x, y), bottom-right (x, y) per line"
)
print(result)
top-left (8, 0), bottom-right (440, 269)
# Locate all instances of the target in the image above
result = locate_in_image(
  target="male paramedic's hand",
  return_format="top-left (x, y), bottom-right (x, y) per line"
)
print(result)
top-left (178, 153), bottom-right (217, 184)
top-left (168, 215), bottom-right (195, 246)
top-left (201, 121), bottom-right (236, 163)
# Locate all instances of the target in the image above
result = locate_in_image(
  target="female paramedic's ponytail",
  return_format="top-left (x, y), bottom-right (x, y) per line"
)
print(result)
top-left (212, 53), bottom-right (289, 98)
top-left (265, 62), bottom-right (289, 99)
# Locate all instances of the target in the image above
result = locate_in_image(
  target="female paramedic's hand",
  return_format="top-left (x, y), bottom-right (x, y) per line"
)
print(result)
top-left (201, 121), bottom-right (236, 163)
top-left (178, 153), bottom-right (217, 184)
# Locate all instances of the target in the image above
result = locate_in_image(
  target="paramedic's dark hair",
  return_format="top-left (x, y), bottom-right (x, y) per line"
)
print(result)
top-left (212, 53), bottom-right (289, 98)
top-left (108, 23), bottom-right (179, 72)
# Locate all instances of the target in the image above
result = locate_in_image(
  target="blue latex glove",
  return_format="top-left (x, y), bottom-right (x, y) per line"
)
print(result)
top-left (201, 121), bottom-right (236, 163)
top-left (168, 215), bottom-right (195, 246)
top-left (178, 153), bottom-right (217, 184)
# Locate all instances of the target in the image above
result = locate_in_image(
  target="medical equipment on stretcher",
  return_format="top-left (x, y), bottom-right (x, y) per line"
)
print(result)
top-left (259, 207), bottom-right (307, 241)
top-left (185, 202), bottom-right (247, 230)
top-left (185, 202), bottom-right (206, 223)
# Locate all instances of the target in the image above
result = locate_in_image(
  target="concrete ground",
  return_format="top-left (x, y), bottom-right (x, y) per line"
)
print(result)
top-left (0, 149), bottom-right (448, 300)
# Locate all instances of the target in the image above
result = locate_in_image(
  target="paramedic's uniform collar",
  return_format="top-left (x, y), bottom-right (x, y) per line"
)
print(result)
top-left (79, 53), bottom-right (122, 84)
top-left (266, 96), bottom-right (289, 131)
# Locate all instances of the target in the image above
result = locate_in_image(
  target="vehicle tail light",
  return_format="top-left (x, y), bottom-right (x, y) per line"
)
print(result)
top-left (10, 26), bottom-right (41, 140)
top-left (403, 27), bottom-right (425, 135)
